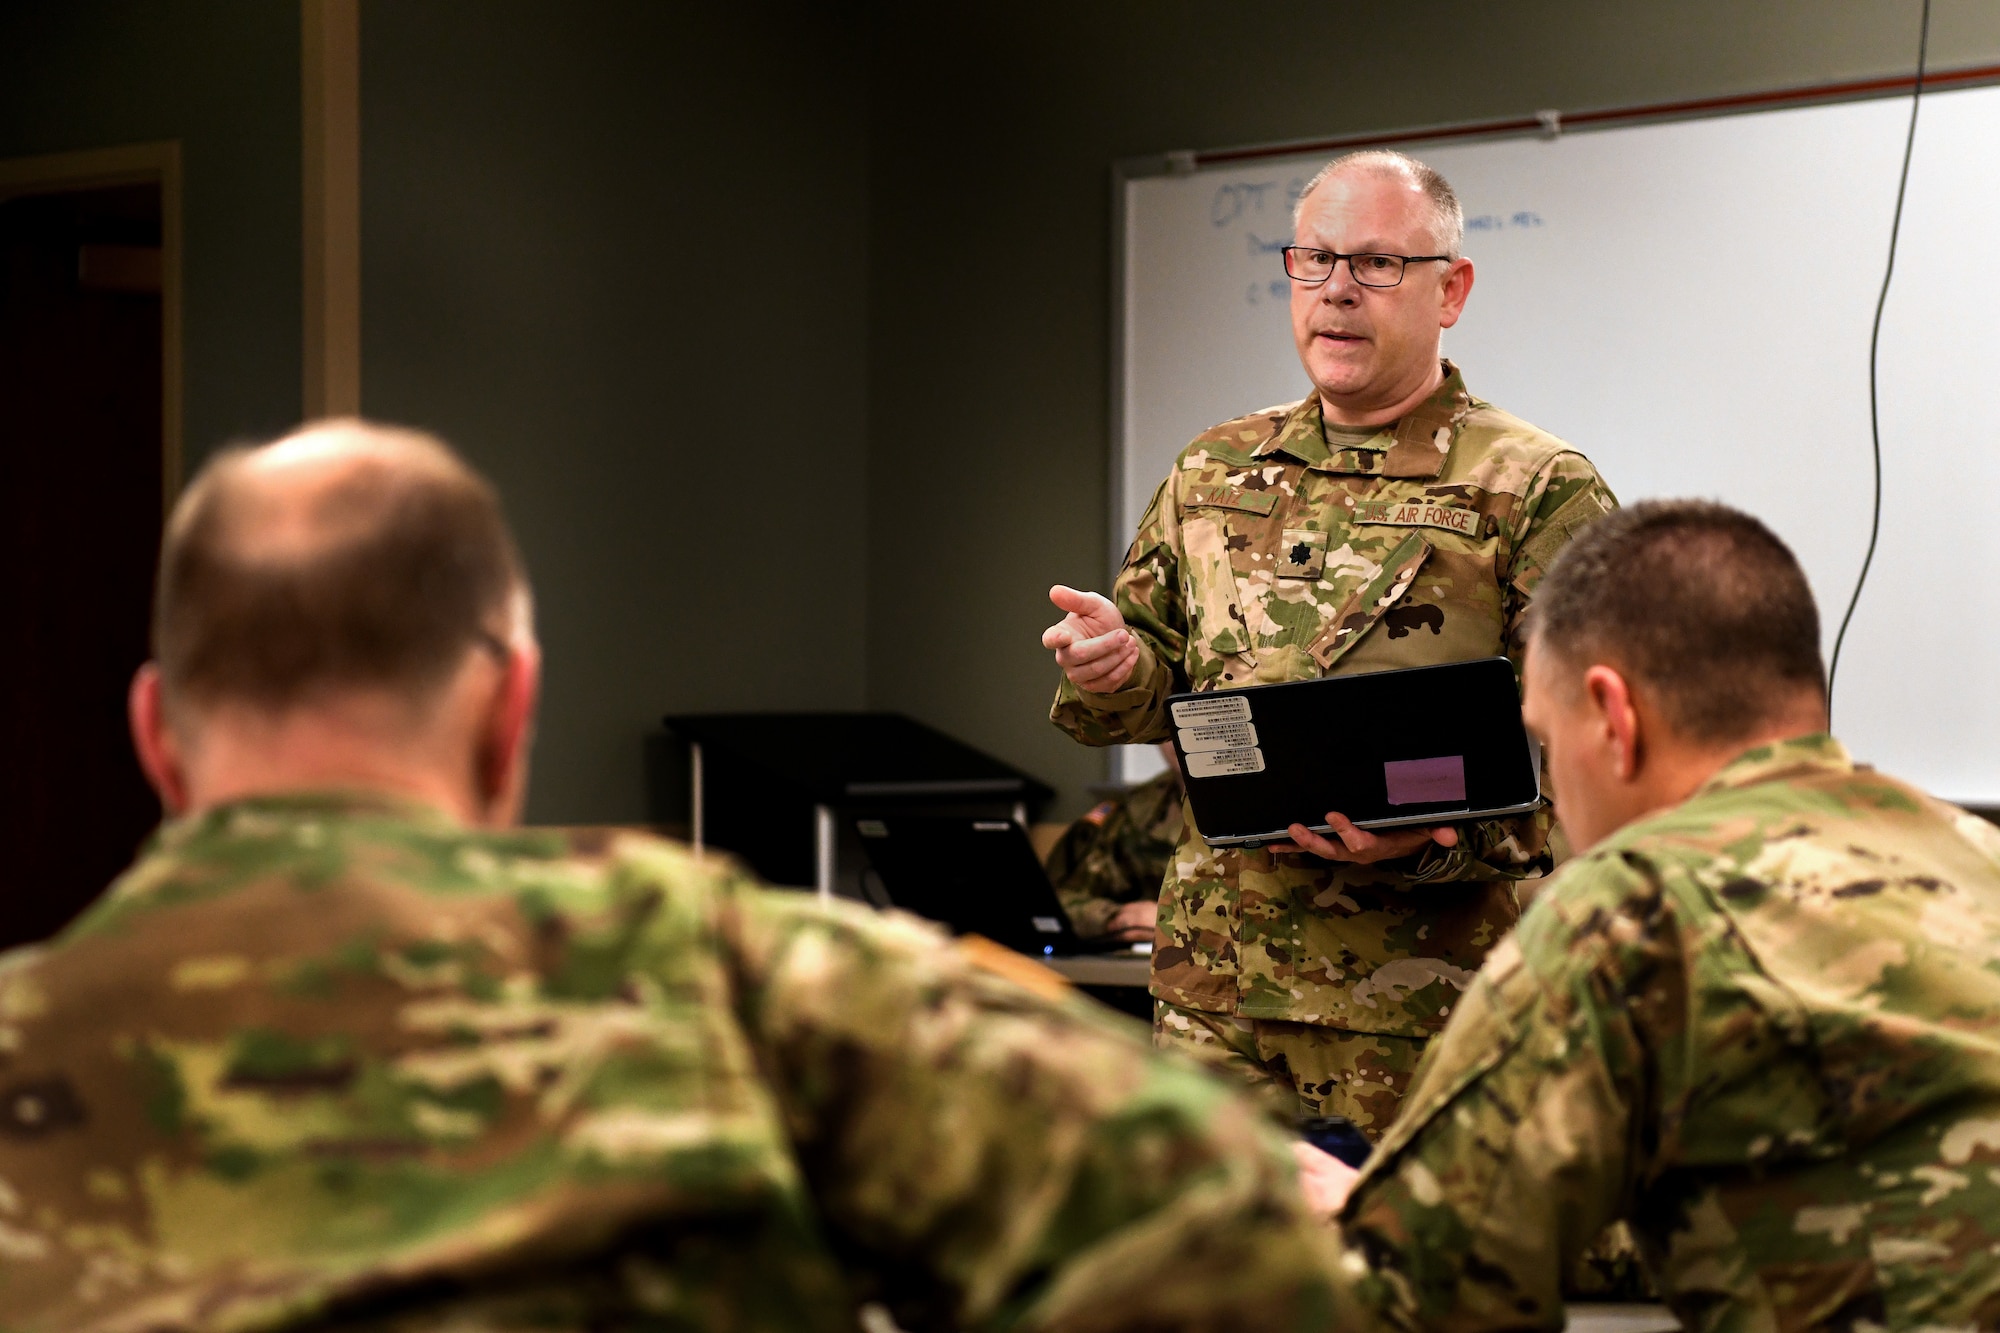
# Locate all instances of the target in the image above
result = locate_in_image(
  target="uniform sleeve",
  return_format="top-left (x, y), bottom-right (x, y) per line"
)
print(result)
top-left (1328, 856), bottom-right (1678, 1332)
top-left (1044, 806), bottom-right (1132, 938)
top-left (1404, 802), bottom-right (1555, 886)
top-left (715, 884), bottom-right (1343, 1332)
top-left (1501, 451), bottom-right (1618, 657)
top-left (1403, 452), bottom-right (1617, 887)
top-left (1049, 476), bottom-right (1188, 747)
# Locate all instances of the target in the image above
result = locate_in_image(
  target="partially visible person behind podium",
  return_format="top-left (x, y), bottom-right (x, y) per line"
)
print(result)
top-left (1042, 149), bottom-right (1616, 1135)
top-left (1045, 742), bottom-right (1183, 941)
top-left (0, 421), bottom-right (1346, 1332)
top-left (1315, 500), bottom-right (2000, 1330)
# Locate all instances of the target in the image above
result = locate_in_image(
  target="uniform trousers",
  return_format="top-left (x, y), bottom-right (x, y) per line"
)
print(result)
top-left (1152, 997), bottom-right (1427, 1139)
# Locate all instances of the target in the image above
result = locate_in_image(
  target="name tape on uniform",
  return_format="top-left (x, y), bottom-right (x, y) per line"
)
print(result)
top-left (1170, 693), bottom-right (1253, 727)
top-left (1178, 719), bottom-right (1259, 753)
top-left (1185, 746), bottom-right (1266, 779)
top-left (1184, 484), bottom-right (1278, 516)
top-left (1353, 499), bottom-right (1482, 537)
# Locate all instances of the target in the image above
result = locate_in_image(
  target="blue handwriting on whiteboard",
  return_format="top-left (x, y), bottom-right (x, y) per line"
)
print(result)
top-left (1212, 181), bottom-right (1279, 227)
top-left (1213, 178), bottom-right (1314, 228)
top-left (1244, 278), bottom-right (1293, 306)
top-left (1464, 211), bottom-right (1546, 232)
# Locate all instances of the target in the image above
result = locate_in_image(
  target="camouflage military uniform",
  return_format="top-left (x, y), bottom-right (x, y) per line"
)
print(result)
top-left (0, 792), bottom-right (1344, 1332)
top-left (1044, 768), bottom-right (1183, 937)
top-left (1330, 735), bottom-right (2000, 1330)
top-left (1050, 364), bottom-right (1614, 1132)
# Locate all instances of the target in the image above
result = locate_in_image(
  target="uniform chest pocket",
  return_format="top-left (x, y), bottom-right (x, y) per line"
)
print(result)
top-left (1181, 499), bottom-right (1269, 664)
top-left (1300, 530), bottom-right (1433, 671)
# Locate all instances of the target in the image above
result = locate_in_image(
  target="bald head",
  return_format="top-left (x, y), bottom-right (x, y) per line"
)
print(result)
top-left (1294, 150), bottom-right (1464, 260)
top-left (155, 420), bottom-right (528, 716)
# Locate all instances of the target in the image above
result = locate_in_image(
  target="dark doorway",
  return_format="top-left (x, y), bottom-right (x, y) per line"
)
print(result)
top-left (0, 182), bottom-right (165, 947)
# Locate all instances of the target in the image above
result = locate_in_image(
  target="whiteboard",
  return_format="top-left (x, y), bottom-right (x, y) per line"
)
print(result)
top-left (1114, 84), bottom-right (2000, 802)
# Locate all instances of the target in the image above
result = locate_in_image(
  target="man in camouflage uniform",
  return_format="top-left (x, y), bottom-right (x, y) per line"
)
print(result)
top-left (1044, 746), bottom-right (1183, 941)
top-left (1043, 150), bottom-right (1615, 1135)
top-left (1316, 500), bottom-right (2000, 1329)
top-left (0, 422), bottom-right (1346, 1332)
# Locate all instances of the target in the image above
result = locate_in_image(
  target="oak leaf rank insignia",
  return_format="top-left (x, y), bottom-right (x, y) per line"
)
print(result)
top-left (1276, 528), bottom-right (1328, 580)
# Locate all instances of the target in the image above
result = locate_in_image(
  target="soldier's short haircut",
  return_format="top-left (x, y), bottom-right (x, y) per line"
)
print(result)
top-left (1293, 150), bottom-right (1466, 260)
top-left (154, 420), bottom-right (525, 712)
top-left (1529, 499), bottom-right (1827, 742)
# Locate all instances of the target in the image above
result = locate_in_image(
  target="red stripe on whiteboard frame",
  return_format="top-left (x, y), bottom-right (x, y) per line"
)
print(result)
top-left (1191, 64), bottom-right (2000, 168)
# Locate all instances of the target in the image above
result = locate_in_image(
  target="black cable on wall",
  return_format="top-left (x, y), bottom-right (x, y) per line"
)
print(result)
top-left (1828, 0), bottom-right (1932, 718)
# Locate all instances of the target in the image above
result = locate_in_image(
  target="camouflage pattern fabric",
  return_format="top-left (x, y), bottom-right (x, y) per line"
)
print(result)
top-left (1330, 735), bottom-right (2000, 1330)
top-left (1044, 769), bottom-right (1183, 937)
top-left (1152, 998), bottom-right (1424, 1137)
top-left (1050, 364), bottom-right (1616, 1049)
top-left (0, 792), bottom-right (1345, 1332)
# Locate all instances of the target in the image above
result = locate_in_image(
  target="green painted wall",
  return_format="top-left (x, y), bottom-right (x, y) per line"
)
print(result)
top-left (359, 2), bottom-right (871, 824)
top-left (862, 0), bottom-right (2000, 818)
top-left (0, 0), bottom-right (302, 461)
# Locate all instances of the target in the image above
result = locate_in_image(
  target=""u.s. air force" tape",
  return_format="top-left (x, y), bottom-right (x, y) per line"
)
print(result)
top-left (1352, 499), bottom-right (1483, 537)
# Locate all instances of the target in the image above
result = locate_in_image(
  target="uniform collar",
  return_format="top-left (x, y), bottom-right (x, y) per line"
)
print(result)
top-left (152, 788), bottom-right (463, 852)
top-left (1255, 360), bottom-right (1473, 479)
top-left (1689, 733), bottom-right (1854, 799)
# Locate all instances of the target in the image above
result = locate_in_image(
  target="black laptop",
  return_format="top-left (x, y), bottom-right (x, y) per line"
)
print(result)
top-left (854, 815), bottom-right (1146, 958)
top-left (1167, 656), bottom-right (1542, 849)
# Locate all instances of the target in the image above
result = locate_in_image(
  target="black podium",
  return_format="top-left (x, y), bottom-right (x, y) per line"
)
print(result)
top-left (659, 712), bottom-right (1053, 899)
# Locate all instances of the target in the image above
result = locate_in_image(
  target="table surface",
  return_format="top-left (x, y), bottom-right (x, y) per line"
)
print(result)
top-left (1040, 953), bottom-right (1152, 987)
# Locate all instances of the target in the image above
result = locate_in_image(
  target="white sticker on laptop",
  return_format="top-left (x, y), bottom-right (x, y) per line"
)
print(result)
top-left (1178, 720), bottom-right (1259, 753)
top-left (1170, 693), bottom-right (1252, 727)
top-left (1032, 916), bottom-right (1063, 934)
top-left (1185, 746), bottom-right (1266, 778)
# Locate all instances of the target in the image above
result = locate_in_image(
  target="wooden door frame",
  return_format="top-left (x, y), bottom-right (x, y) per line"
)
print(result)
top-left (0, 141), bottom-right (184, 507)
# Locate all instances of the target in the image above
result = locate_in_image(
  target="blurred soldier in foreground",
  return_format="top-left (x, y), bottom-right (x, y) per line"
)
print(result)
top-left (1044, 744), bottom-right (1182, 942)
top-left (1316, 500), bottom-right (2000, 1329)
top-left (0, 422), bottom-right (1344, 1332)
top-left (1042, 149), bottom-right (1615, 1135)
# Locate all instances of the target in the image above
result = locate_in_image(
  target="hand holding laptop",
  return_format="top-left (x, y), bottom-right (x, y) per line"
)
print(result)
top-left (1275, 811), bottom-right (1459, 863)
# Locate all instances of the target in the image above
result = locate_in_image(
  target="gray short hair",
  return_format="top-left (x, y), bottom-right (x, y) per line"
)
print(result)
top-left (1293, 150), bottom-right (1465, 260)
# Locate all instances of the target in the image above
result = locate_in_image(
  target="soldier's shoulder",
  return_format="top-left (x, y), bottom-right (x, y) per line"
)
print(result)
top-left (1517, 839), bottom-right (1678, 957)
top-left (1450, 397), bottom-right (1602, 494)
top-left (1175, 397), bottom-right (1307, 469)
top-left (514, 826), bottom-right (765, 925)
top-left (89, 804), bottom-right (751, 945)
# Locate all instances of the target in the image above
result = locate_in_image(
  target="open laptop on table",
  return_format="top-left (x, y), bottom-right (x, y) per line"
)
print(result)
top-left (854, 815), bottom-right (1146, 958)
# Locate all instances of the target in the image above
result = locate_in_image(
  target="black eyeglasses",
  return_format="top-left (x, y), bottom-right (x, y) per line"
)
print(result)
top-left (1281, 246), bottom-right (1450, 289)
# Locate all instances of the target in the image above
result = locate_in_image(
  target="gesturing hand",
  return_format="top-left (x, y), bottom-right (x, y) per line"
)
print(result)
top-left (1042, 585), bottom-right (1140, 694)
top-left (1276, 811), bottom-right (1458, 864)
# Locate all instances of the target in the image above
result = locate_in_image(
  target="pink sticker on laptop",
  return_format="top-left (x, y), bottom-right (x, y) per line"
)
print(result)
top-left (1384, 755), bottom-right (1467, 806)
